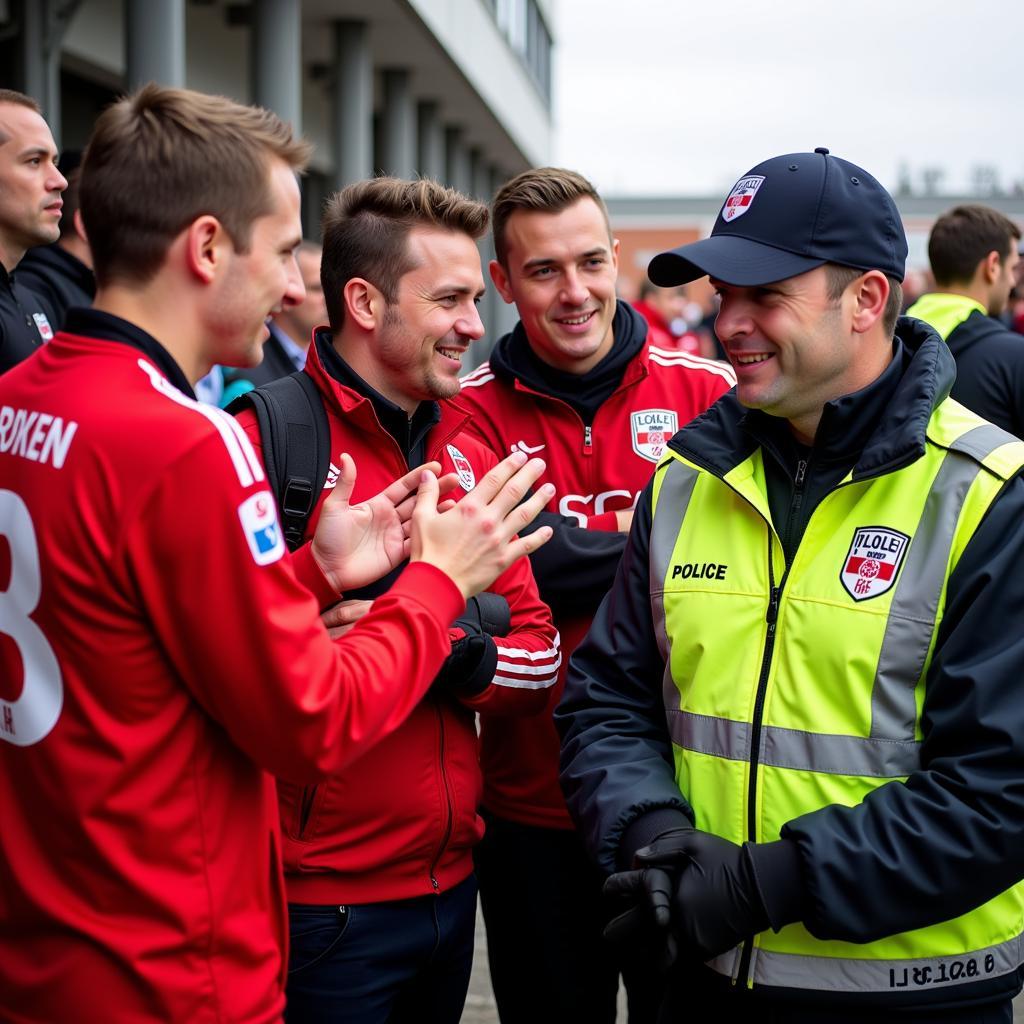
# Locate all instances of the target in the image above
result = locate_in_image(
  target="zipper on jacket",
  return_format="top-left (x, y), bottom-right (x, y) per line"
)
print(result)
top-left (736, 534), bottom-right (786, 988)
top-left (297, 784), bottom-right (318, 838)
top-left (583, 424), bottom-right (593, 455)
top-left (428, 703), bottom-right (454, 891)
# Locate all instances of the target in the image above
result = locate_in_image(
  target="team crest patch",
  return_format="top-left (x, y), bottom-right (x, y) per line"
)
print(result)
top-left (32, 313), bottom-right (53, 341)
top-left (446, 444), bottom-right (476, 490)
top-left (238, 490), bottom-right (285, 566)
top-left (840, 526), bottom-right (910, 601)
top-left (721, 175), bottom-right (765, 223)
top-left (631, 409), bottom-right (678, 463)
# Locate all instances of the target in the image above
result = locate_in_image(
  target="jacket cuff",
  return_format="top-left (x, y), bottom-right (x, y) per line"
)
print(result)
top-left (745, 838), bottom-right (806, 932)
top-left (585, 510), bottom-right (620, 532)
top-left (618, 808), bottom-right (693, 870)
top-left (290, 541), bottom-right (342, 611)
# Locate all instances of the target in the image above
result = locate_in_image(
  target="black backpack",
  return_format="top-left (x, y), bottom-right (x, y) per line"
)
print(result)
top-left (228, 372), bottom-right (331, 552)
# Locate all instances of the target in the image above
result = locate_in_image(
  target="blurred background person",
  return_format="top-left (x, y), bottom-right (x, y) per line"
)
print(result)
top-left (17, 150), bottom-right (95, 328)
top-left (0, 89), bottom-right (66, 374)
top-left (907, 204), bottom-right (1024, 435)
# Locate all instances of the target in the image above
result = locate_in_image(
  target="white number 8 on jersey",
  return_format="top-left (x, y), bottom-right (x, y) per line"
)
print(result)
top-left (0, 489), bottom-right (63, 746)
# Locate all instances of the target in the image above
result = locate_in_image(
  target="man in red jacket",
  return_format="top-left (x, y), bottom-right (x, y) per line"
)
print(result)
top-left (458, 167), bottom-right (734, 1024)
top-left (234, 176), bottom-right (560, 1024)
top-left (0, 87), bottom-right (552, 1024)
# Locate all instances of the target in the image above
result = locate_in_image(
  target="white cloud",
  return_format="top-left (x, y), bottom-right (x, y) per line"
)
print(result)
top-left (554, 0), bottom-right (1024, 196)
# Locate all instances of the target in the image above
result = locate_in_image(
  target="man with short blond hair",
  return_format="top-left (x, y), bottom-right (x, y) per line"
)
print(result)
top-left (0, 87), bottom-right (551, 1023)
top-left (0, 89), bottom-right (66, 373)
top-left (459, 165), bottom-right (732, 1024)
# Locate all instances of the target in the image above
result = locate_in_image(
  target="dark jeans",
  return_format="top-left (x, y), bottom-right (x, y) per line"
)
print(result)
top-left (284, 873), bottom-right (477, 1024)
top-left (475, 812), bottom-right (663, 1024)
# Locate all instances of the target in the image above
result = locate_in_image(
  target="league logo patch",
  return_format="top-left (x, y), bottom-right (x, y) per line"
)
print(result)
top-left (840, 526), bottom-right (910, 602)
top-left (238, 490), bottom-right (285, 566)
top-left (446, 444), bottom-right (476, 491)
top-left (721, 175), bottom-right (765, 223)
top-left (631, 409), bottom-right (678, 463)
top-left (32, 313), bottom-right (54, 342)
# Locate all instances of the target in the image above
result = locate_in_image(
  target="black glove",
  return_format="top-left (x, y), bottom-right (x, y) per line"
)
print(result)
top-left (641, 827), bottom-right (772, 961)
top-left (604, 827), bottom-right (774, 967)
top-left (431, 593), bottom-right (511, 698)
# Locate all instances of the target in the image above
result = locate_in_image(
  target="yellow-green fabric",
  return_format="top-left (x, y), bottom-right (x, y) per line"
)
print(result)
top-left (907, 293), bottom-right (987, 341)
top-left (649, 397), bottom-right (1024, 993)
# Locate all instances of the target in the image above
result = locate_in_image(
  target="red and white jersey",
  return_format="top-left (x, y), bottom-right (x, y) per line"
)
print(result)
top-left (235, 338), bottom-right (560, 904)
top-left (459, 341), bottom-right (734, 827)
top-left (0, 323), bottom-right (466, 1023)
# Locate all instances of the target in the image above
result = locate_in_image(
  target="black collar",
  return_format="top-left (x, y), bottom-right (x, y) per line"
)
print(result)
top-left (63, 308), bottom-right (196, 399)
top-left (316, 333), bottom-right (440, 458)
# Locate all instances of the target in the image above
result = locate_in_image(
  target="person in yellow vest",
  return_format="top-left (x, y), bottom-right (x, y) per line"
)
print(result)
top-left (906, 205), bottom-right (1023, 437)
top-left (557, 149), bottom-right (1024, 1024)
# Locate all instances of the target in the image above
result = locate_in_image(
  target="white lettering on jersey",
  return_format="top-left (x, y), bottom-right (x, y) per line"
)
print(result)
top-left (558, 489), bottom-right (638, 526)
top-left (0, 490), bottom-right (63, 746)
top-left (0, 405), bottom-right (78, 469)
top-left (238, 491), bottom-right (285, 566)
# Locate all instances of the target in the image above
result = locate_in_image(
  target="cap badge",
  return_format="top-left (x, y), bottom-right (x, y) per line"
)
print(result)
top-left (721, 175), bottom-right (765, 223)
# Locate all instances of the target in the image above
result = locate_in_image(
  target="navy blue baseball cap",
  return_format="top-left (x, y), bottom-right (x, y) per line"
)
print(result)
top-left (648, 148), bottom-right (907, 287)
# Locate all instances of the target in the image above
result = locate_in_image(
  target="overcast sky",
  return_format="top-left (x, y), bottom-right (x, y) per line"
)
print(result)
top-left (553, 0), bottom-right (1022, 198)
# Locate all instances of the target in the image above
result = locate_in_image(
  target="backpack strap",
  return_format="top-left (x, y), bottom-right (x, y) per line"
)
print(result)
top-left (228, 371), bottom-right (331, 551)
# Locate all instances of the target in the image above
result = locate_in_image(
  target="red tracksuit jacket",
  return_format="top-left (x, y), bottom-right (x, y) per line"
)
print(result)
top-left (459, 338), bottom-right (734, 828)
top-left (236, 337), bottom-right (560, 905)
top-left (0, 317), bottom-right (469, 1024)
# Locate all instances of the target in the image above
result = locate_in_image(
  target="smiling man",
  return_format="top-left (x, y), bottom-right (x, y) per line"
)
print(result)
top-left (557, 149), bottom-right (1024, 1023)
top-left (0, 90), bottom-right (67, 373)
top-left (458, 167), bottom-right (733, 1024)
top-left (233, 176), bottom-right (560, 1024)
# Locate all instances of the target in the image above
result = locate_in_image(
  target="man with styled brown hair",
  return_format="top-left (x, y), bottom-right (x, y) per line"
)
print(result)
top-left (233, 175), bottom-right (560, 1024)
top-left (459, 166), bottom-right (732, 1024)
top-left (0, 88), bottom-right (552, 1023)
top-left (908, 204), bottom-right (1024, 435)
top-left (0, 88), bottom-right (66, 373)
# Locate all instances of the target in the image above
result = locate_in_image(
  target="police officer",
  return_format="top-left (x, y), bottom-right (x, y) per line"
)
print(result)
top-left (0, 90), bottom-right (65, 373)
top-left (558, 149), bottom-right (1024, 1023)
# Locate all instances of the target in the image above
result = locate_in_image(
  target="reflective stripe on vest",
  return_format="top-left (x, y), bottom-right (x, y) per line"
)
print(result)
top-left (649, 401), bottom-right (1024, 994)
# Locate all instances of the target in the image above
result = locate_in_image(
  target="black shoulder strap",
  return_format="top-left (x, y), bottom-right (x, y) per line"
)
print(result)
top-left (228, 371), bottom-right (331, 551)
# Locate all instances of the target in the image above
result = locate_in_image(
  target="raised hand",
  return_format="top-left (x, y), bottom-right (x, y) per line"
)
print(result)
top-left (311, 455), bottom-right (456, 593)
top-left (410, 450), bottom-right (555, 600)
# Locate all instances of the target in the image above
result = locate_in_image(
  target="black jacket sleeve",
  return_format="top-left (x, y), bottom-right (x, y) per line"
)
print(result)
top-left (556, 480), bottom-right (692, 872)
top-left (783, 472), bottom-right (1024, 943)
top-left (520, 507), bottom-right (627, 617)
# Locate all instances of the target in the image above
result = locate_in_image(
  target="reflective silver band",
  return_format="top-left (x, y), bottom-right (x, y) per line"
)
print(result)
top-left (649, 460), bottom-right (700, 710)
top-left (719, 930), bottom-right (1024, 993)
top-left (870, 452), bottom-right (983, 743)
top-left (666, 709), bottom-right (920, 778)
top-left (947, 423), bottom-right (1020, 464)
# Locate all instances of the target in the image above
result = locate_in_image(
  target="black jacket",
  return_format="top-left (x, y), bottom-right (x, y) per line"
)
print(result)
top-left (557, 318), bottom-right (1024, 1006)
top-left (944, 309), bottom-right (1024, 439)
top-left (15, 244), bottom-right (95, 330)
top-left (0, 265), bottom-right (58, 375)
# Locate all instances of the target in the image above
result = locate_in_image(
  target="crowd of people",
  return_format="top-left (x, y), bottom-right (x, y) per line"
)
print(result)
top-left (2, 84), bottom-right (1024, 1024)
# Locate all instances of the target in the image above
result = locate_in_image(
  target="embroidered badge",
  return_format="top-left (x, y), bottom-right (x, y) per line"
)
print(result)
top-left (631, 409), bottom-right (678, 463)
top-left (238, 490), bottom-right (285, 566)
top-left (446, 444), bottom-right (476, 490)
top-left (32, 313), bottom-right (53, 342)
top-left (840, 526), bottom-right (910, 601)
top-left (721, 175), bottom-right (765, 223)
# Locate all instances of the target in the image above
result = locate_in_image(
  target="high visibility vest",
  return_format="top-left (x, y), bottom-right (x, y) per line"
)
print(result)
top-left (649, 398), bottom-right (1024, 996)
